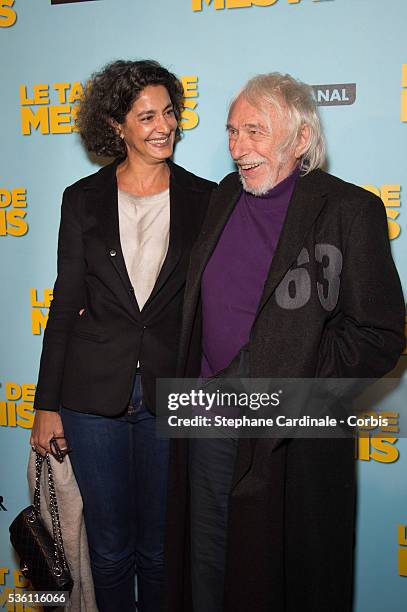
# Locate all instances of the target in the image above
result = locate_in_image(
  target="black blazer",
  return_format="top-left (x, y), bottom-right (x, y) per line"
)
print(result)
top-left (34, 159), bottom-right (215, 416)
top-left (166, 169), bottom-right (405, 612)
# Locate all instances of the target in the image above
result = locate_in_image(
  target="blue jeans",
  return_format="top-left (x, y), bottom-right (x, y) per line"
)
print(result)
top-left (60, 376), bottom-right (169, 612)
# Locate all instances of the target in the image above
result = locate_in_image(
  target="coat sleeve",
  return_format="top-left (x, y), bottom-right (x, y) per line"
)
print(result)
top-left (34, 186), bottom-right (86, 411)
top-left (316, 195), bottom-right (405, 379)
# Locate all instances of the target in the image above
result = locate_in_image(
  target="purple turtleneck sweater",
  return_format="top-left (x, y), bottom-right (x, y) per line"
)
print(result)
top-left (201, 167), bottom-right (300, 377)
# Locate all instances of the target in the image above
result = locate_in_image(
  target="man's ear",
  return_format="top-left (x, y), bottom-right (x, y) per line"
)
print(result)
top-left (294, 124), bottom-right (311, 159)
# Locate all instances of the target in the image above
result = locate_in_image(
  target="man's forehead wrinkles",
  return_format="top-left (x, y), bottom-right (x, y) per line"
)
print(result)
top-left (244, 122), bottom-right (268, 130)
top-left (226, 121), bottom-right (269, 131)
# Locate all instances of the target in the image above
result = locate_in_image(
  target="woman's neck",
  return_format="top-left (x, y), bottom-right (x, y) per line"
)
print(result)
top-left (116, 157), bottom-right (170, 197)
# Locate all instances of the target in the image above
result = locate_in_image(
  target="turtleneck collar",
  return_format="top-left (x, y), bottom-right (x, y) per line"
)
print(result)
top-left (243, 165), bottom-right (301, 210)
top-left (251, 164), bottom-right (301, 199)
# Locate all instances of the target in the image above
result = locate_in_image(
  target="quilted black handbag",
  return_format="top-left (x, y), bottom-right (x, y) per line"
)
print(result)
top-left (9, 452), bottom-right (74, 593)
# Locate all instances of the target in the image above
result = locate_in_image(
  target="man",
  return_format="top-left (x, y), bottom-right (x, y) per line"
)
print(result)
top-left (165, 73), bottom-right (405, 612)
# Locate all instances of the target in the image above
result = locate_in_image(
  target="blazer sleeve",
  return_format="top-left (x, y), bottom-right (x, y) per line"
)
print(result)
top-left (316, 195), bottom-right (405, 379)
top-left (34, 186), bottom-right (86, 411)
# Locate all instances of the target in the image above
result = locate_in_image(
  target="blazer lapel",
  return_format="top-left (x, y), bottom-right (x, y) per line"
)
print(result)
top-left (254, 169), bottom-right (329, 321)
top-left (87, 159), bottom-right (195, 316)
top-left (86, 160), bottom-right (141, 316)
top-left (142, 163), bottom-right (184, 307)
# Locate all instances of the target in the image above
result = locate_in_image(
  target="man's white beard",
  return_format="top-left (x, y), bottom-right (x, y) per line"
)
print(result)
top-left (237, 150), bottom-right (290, 196)
top-left (238, 169), bottom-right (277, 196)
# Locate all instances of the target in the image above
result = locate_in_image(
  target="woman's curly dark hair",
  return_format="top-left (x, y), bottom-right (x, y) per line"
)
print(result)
top-left (76, 59), bottom-right (184, 158)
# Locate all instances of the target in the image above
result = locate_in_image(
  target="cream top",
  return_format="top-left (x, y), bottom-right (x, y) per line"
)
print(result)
top-left (118, 188), bottom-right (170, 310)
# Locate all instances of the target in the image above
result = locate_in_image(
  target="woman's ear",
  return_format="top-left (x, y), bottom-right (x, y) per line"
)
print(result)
top-left (110, 118), bottom-right (124, 139)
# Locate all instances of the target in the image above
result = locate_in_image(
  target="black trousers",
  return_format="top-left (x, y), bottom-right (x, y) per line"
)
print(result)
top-left (189, 435), bottom-right (238, 612)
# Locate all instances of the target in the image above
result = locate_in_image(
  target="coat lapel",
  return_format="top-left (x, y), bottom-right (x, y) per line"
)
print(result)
top-left (186, 173), bottom-right (242, 302)
top-left (254, 169), bottom-right (329, 321)
top-left (176, 174), bottom-right (241, 372)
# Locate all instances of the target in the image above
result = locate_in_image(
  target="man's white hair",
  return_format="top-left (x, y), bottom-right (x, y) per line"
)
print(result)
top-left (229, 72), bottom-right (326, 174)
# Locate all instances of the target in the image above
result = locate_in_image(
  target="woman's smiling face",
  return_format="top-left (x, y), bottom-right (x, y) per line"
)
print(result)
top-left (120, 84), bottom-right (178, 165)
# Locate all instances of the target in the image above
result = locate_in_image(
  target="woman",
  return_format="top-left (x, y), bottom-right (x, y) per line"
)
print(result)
top-left (30, 59), bottom-right (215, 612)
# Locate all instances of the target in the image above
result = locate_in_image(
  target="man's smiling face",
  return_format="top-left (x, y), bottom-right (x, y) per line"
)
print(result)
top-left (227, 95), bottom-right (300, 195)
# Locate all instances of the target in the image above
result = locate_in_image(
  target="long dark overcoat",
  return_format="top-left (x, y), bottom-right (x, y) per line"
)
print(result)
top-left (165, 169), bottom-right (405, 612)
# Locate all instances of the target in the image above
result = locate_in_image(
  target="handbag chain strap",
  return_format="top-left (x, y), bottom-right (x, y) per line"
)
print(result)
top-left (33, 452), bottom-right (70, 573)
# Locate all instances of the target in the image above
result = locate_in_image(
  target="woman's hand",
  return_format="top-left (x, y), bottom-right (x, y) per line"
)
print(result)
top-left (30, 410), bottom-right (66, 456)
top-left (30, 306), bottom-right (84, 455)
